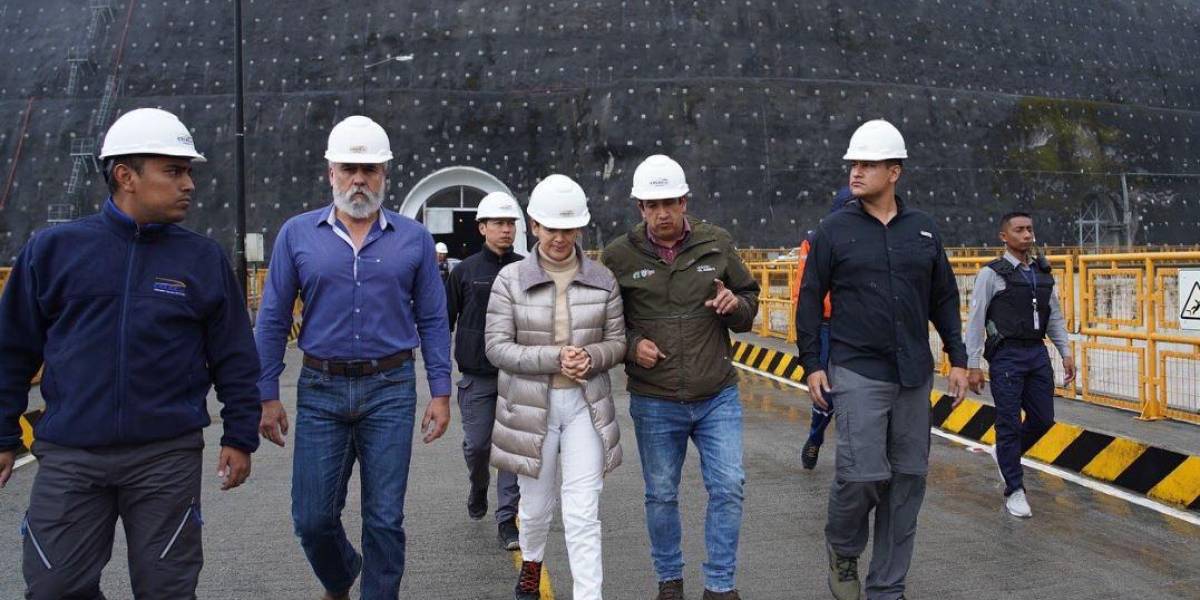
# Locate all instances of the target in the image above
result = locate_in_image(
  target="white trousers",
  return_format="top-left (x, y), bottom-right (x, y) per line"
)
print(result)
top-left (518, 387), bottom-right (606, 600)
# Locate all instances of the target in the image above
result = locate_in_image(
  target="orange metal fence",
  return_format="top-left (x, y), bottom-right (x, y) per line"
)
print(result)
top-left (748, 251), bottom-right (1200, 424)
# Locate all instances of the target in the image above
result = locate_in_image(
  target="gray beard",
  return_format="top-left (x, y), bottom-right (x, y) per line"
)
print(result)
top-left (333, 184), bottom-right (383, 220)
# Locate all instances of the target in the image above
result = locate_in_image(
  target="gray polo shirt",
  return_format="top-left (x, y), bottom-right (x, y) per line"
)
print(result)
top-left (964, 251), bottom-right (1072, 369)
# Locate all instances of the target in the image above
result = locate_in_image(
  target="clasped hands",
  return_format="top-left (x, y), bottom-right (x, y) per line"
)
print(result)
top-left (559, 346), bottom-right (592, 384)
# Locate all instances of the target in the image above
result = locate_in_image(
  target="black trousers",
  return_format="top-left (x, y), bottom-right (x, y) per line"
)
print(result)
top-left (22, 431), bottom-right (205, 600)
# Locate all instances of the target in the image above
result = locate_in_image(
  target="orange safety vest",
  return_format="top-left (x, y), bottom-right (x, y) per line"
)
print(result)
top-left (791, 238), bottom-right (832, 319)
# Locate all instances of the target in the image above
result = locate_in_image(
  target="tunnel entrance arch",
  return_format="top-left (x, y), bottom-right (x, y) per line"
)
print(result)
top-left (400, 167), bottom-right (527, 258)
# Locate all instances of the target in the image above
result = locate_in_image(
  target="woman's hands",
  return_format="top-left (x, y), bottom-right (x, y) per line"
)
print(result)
top-left (559, 346), bottom-right (593, 384)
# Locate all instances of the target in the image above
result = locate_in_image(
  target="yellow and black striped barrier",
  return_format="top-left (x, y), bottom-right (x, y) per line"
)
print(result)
top-left (730, 340), bottom-right (1200, 512)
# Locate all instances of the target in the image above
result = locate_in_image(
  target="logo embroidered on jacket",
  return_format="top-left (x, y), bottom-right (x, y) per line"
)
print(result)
top-left (919, 230), bottom-right (934, 238)
top-left (696, 264), bottom-right (716, 273)
top-left (632, 268), bottom-right (657, 280)
top-left (153, 277), bottom-right (188, 298)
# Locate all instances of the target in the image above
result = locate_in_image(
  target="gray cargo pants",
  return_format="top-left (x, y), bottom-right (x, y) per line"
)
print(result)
top-left (457, 373), bottom-right (519, 523)
top-left (21, 431), bottom-right (205, 600)
top-left (824, 364), bottom-right (932, 600)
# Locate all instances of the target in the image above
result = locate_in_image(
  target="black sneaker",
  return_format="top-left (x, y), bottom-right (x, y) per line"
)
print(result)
top-left (801, 440), bottom-right (821, 470)
top-left (467, 488), bottom-right (487, 520)
top-left (656, 579), bottom-right (685, 600)
top-left (514, 560), bottom-right (542, 600)
top-left (498, 518), bottom-right (520, 551)
top-left (702, 589), bottom-right (740, 600)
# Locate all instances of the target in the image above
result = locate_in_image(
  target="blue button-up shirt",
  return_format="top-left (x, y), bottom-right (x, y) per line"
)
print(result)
top-left (255, 205), bottom-right (451, 400)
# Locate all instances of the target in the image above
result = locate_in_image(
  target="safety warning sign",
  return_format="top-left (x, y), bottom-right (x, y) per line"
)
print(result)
top-left (1181, 269), bottom-right (1200, 331)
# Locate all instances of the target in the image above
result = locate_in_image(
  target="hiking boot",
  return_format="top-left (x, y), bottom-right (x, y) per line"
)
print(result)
top-left (655, 579), bottom-right (685, 600)
top-left (702, 589), bottom-right (741, 600)
top-left (1005, 489), bottom-right (1033, 518)
top-left (801, 440), bottom-right (821, 470)
top-left (514, 560), bottom-right (542, 600)
top-left (826, 542), bottom-right (861, 600)
top-left (467, 487), bottom-right (487, 520)
top-left (498, 517), bottom-right (520, 551)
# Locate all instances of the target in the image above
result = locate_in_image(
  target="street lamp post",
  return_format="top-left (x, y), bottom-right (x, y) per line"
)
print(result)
top-left (361, 54), bottom-right (414, 112)
top-left (233, 0), bottom-right (248, 296)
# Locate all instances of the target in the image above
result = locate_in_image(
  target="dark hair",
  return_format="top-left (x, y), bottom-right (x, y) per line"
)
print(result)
top-left (884, 159), bottom-right (904, 168)
top-left (104, 154), bottom-right (150, 193)
top-left (999, 211), bottom-right (1033, 230)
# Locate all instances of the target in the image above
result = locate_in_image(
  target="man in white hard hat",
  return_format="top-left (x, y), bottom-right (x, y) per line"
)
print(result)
top-left (254, 115), bottom-right (452, 599)
top-left (602, 154), bottom-right (760, 600)
top-left (444, 191), bottom-right (524, 550)
top-left (436, 241), bottom-right (451, 282)
top-left (0, 107), bottom-right (261, 598)
top-left (796, 119), bottom-right (968, 600)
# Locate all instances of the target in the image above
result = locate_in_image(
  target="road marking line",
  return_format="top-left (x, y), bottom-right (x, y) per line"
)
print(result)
top-left (733, 362), bottom-right (1200, 527)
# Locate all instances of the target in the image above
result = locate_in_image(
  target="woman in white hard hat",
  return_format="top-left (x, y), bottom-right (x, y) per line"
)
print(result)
top-left (484, 174), bottom-right (625, 600)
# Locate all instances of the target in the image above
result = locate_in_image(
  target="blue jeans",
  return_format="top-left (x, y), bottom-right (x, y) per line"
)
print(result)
top-left (291, 362), bottom-right (417, 599)
top-left (630, 385), bottom-right (745, 593)
top-left (806, 321), bottom-right (833, 446)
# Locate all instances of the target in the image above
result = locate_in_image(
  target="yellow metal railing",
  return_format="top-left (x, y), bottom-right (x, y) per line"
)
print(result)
top-left (6, 250), bottom-right (1198, 422)
top-left (750, 251), bottom-right (1200, 425)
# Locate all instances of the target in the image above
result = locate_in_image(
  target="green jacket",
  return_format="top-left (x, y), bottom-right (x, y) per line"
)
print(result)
top-left (601, 218), bottom-right (760, 401)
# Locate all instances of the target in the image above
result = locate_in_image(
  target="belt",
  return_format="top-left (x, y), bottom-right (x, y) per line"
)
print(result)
top-left (302, 350), bottom-right (413, 377)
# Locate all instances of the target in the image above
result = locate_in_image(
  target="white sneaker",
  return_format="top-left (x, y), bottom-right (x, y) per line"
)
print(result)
top-left (1005, 489), bottom-right (1033, 518)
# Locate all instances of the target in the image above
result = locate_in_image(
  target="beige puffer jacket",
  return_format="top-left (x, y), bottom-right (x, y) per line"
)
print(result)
top-left (485, 247), bottom-right (626, 478)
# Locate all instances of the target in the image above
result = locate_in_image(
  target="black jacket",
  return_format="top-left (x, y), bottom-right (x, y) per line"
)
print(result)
top-left (796, 197), bottom-right (966, 387)
top-left (446, 246), bottom-right (523, 376)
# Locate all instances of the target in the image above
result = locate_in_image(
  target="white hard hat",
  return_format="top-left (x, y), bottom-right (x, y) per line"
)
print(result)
top-left (325, 115), bottom-right (394, 164)
top-left (98, 108), bottom-right (206, 162)
top-left (435, 242), bottom-right (449, 254)
top-left (631, 154), bottom-right (689, 200)
top-left (843, 119), bottom-right (908, 161)
top-left (475, 191), bottom-right (524, 221)
top-left (527, 174), bottom-right (590, 229)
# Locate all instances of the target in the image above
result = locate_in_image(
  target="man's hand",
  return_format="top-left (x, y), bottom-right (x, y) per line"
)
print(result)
top-left (217, 446), bottom-right (251, 491)
top-left (259, 400), bottom-right (289, 448)
top-left (0, 450), bottom-right (15, 489)
top-left (1062, 356), bottom-right (1077, 386)
top-left (948, 367), bottom-right (970, 407)
top-left (635, 338), bottom-right (667, 369)
top-left (421, 396), bottom-right (451, 444)
top-left (967, 368), bottom-right (986, 394)
top-left (704, 279), bottom-right (740, 315)
top-left (806, 370), bottom-right (832, 410)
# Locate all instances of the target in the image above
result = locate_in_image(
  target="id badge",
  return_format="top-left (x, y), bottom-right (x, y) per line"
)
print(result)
top-left (1033, 298), bottom-right (1040, 330)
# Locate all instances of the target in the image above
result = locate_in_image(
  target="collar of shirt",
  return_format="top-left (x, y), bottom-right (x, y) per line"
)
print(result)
top-left (848, 194), bottom-right (907, 219)
top-left (646, 218), bottom-right (692, 262)
top-left (1003, 250), bottom-right (1032, 269)
top-left (318, 204), bottom-right (393, 251)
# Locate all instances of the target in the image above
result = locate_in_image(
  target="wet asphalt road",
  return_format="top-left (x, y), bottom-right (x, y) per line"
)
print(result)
top-left (1, 348), bottom-right (1198, 599)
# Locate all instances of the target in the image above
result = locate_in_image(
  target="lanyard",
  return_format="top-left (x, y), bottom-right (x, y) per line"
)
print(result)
top-left (1019, 264), bottom-right (1040, 329)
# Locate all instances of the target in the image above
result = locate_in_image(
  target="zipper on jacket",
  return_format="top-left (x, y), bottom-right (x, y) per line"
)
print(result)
top-left (116, 229), bottom-right (140, 441)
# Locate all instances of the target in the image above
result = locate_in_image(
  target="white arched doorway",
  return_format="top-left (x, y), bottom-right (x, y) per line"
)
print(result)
top-left (400, 166), bottom-right (528, 256)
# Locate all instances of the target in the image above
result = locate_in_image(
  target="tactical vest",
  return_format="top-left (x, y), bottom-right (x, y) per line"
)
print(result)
top-left (985, 257), bottom-right (1055, 341)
